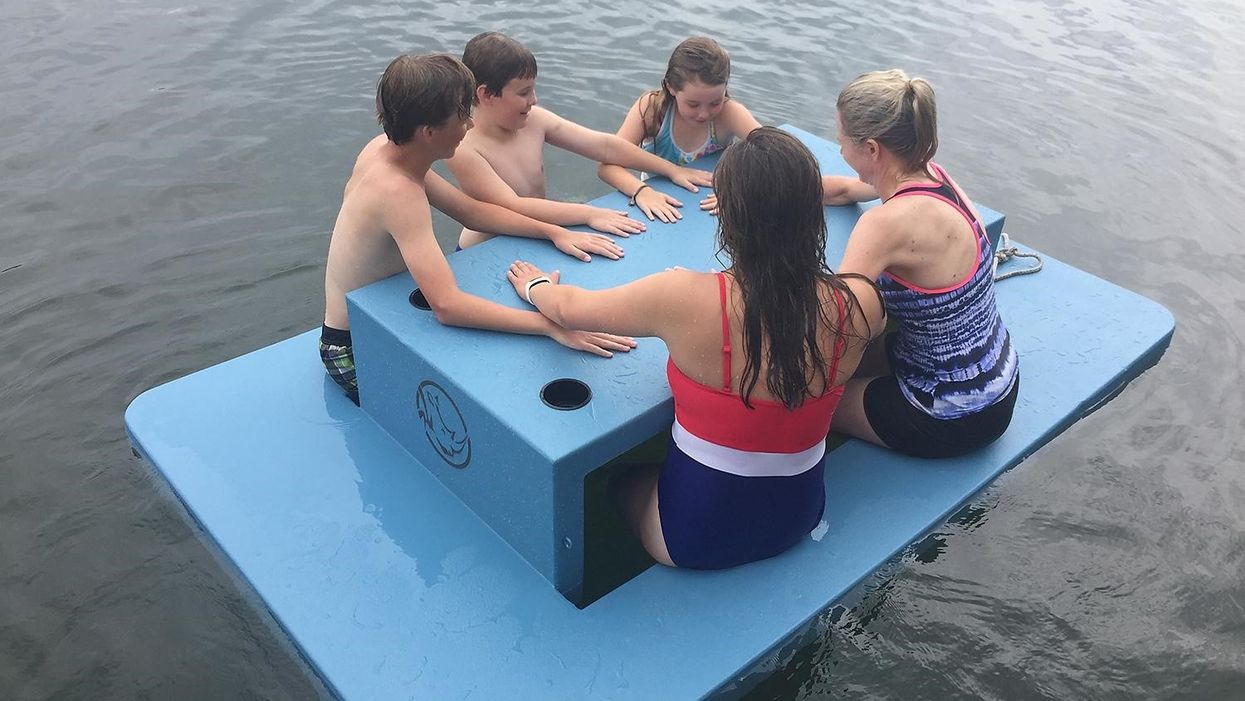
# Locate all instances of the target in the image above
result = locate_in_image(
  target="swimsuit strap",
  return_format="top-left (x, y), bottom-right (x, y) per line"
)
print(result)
top-left (827, 287), bottom-right (847, 387)
top-left (890, 163), bottom-right (988, 246)
top-left (930, 162), bottom-right (990, 246)
top-left (657, 103), bottom-right (675, 141)
top-left (717, 272), bottom-right (732, 391)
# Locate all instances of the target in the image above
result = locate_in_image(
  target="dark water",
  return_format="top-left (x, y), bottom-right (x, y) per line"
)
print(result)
top-left (2, 0), bottom-right (1243, 698)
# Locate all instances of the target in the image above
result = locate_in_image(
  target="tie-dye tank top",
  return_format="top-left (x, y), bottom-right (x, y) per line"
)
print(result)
top-left (879, 163), bottom-right (1019, 419)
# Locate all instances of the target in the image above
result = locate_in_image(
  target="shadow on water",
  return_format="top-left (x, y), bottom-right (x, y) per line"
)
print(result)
top-left (732, 494), bottom-right (1000, 700)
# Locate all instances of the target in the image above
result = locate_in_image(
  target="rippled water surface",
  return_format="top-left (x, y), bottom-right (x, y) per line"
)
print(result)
top-left (2, 0), bottom-right (1243, 698)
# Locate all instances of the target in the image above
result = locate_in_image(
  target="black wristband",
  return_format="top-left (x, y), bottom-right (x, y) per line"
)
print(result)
top-left (628, 183), bottom-right (651, 206)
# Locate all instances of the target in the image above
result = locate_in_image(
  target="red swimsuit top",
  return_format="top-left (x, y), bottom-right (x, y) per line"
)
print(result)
top-left (665, 272), bottom-right (848, 454)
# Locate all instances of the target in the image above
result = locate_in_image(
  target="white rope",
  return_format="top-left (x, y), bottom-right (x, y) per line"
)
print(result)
top-left (993, 232), bottom-right (1043, 281)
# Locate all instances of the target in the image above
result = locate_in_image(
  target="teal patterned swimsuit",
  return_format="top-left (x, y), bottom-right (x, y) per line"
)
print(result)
top-left (641, 104), bottom-right (730, 166)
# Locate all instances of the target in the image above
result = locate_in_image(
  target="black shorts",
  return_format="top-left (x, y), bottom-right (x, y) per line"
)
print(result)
top-left (863, 371), bottom-right (1020, 459)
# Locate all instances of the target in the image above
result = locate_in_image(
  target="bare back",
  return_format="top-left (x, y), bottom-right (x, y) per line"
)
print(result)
top-left (324, 135), bottom-right (428, 329)
top-left (870, 170), bottom-right (988, 291)
top-left (662, 272), bottom-right (881, 402)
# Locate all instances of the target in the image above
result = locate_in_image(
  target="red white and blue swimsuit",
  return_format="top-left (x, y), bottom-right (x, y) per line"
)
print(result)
top-left (658, 273), bottom-right (847, 569)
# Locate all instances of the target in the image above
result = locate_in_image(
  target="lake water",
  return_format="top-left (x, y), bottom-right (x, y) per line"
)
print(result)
top-left (2, 0), bottom-right (1243, 698)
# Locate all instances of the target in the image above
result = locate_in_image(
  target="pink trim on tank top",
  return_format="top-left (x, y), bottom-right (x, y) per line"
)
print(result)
top-left (882, 170), bottom-right (986, 294)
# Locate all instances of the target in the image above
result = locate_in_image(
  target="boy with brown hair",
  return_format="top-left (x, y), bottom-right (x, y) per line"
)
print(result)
top-left (321, 54), bottom-right (633, 404)
top-left (447, 32), bottom-right (715, 250)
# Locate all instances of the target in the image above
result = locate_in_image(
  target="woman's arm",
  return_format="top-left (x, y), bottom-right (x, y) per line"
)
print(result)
top-left (506, 260), bottom-right (689, 339)
top-left (837, 207), bottom-right (896, 281)
top-left (823, 175), bottom-right (878, 205)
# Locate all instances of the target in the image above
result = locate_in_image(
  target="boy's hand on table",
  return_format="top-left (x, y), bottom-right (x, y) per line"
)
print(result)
top-left (587, 207), bottom-right (646, 237)
top-left (635, 187), bottom-right (683, 223)
top-left (670, 166), bottom-right (713, 192)
top-left (550, 229), bottom-right (624, 262)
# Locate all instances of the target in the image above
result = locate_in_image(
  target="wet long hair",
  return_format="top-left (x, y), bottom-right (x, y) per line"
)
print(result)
top-left (715, 127), bottom-right (874, 409)
top-left (639, 37), bottom-right (731, 143)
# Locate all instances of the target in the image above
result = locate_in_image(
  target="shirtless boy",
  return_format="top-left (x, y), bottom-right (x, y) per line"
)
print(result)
top-left (322, 54), bottom-right (634, 404)
top-left (447, 32), bottom-right (716, 250)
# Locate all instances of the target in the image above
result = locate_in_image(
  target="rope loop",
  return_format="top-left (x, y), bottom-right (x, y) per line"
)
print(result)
top-left (993, 232), bottom-right (1044, 281)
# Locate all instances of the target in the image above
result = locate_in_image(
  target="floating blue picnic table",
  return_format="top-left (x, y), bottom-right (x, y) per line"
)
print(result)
top-left (125, 125), bottom-right (1173, 699)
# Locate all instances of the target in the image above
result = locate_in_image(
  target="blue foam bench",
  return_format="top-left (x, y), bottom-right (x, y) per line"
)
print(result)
top-left (124, 125), bottom-right (1173, 699)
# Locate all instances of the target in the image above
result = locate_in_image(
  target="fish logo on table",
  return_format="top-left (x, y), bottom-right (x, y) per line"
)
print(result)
top-left (415, 380), bottom-right (471, 468)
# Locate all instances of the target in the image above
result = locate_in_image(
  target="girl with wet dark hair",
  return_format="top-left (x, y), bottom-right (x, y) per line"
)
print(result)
top-left (506, 127), bottom-right (886, 568)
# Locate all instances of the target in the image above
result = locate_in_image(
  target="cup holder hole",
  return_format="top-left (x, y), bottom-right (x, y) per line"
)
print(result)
top-left (408, 289), bottom-right (431, 310)
top-left (541, 378), bottom-right (591, 411)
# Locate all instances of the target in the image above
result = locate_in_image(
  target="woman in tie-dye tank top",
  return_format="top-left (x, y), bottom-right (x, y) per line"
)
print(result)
top-left (830, 69), bottom-right (1020, 458)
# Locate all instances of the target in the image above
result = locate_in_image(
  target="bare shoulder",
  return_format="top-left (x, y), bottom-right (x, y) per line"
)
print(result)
top-left (342, 142), bottom-right (398, 201)
top-left (343, 135), bottom-right (386, 180)
top-left (877, 192), bottom-right (964, 239)
top-left (720, 99), bottom-right (751, 117)
top-left (853, 204), bottom-right (902, 239)
top-left (839, 205), bottom-right (904, 278)
top-left (635, 267), bottom-right (720, 336)
top-left (662, 266), bottom-right (713, 292)
top-left (446, 132), bottom-right (484, 164)
top-left (634, 91), bottom-right (660, 117)
top-left (664, 266), bottom-right (719, 286)
top-left (354, 159), bottom-right (428, 225)
top-left (719, 99), bottom-right (761, 137)
top-left (358, 133), bottom-right (389, 157)
top-left (351, 143), bottom-right (420, 196)
top-left (377, 167), bottom-right (426, 200)
top-left (683, 268), bottom-right (730, 314)
top-left (632, 91), bottom-right (663, 134)
top-left (535, 105), bottom-right (606, 155)
top-left (623, 267), bottom-right (713, 317)
top-left (621, 266), bottom-right (705, 295)
top-left (528, 105), bottom-right (563, 134)
top-left (837, 274), bottom-right (886, 334)
top-left (331, 144), bottom-right (430, 256)
top-left (444, 138), bottom-right (500, 189)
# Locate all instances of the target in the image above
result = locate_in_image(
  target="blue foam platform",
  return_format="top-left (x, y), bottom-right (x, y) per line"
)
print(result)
top-left (125, 126), bottom-right (1173, 699)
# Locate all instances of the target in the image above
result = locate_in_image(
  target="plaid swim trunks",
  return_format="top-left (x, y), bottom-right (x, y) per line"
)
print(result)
top-left (320, 325), bottom-right (359, 405)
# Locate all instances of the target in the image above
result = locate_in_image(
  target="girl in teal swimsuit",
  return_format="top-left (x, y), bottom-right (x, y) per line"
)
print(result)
top-left (598, 37), bottom-right (762, 222)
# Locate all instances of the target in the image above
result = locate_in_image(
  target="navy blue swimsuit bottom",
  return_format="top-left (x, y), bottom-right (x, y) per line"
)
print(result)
top-left (657, 438), bottom-right (826, 569)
